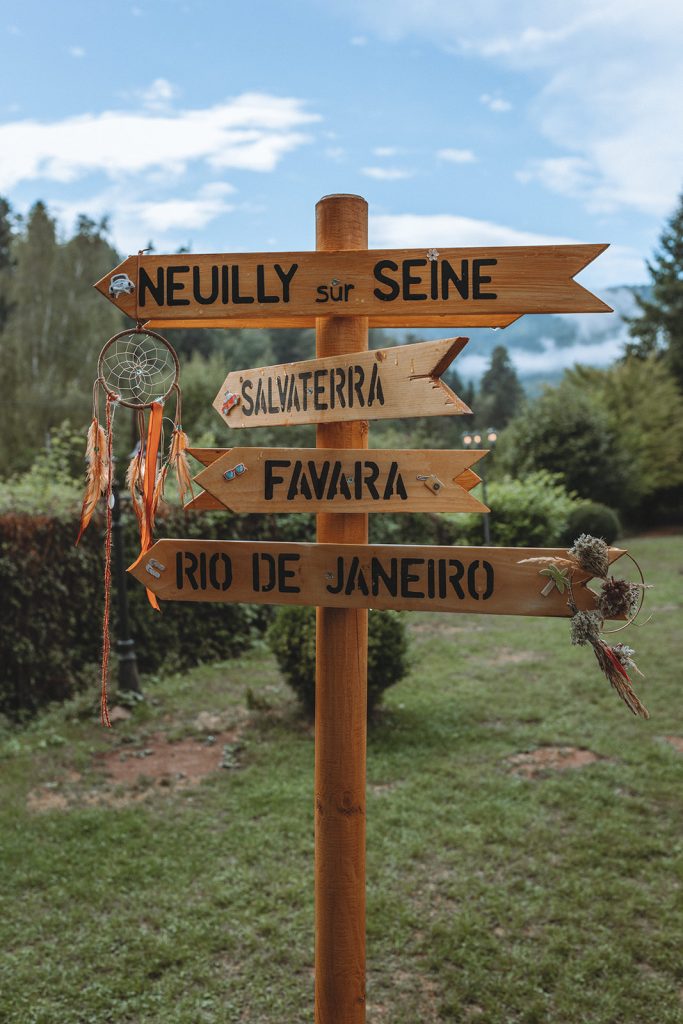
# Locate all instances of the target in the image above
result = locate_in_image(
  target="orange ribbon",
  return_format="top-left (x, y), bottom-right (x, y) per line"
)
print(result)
top-left (140, 401), bottom-right (163, 610)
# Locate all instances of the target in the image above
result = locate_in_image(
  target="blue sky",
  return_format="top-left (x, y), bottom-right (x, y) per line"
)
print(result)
top-left (1, 0), bottom-right (682, 296)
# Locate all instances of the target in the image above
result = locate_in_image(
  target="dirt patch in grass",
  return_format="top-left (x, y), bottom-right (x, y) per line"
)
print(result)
top-left (506, 745), bottom-right (607, 779)
top-left (662, 735), bottom-right (683, 753)
top-left (27, 728), bottom-right (245, 812)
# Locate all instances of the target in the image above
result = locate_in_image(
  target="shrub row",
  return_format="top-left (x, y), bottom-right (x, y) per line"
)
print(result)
top-left (0, 505), bottom-right (312, 720)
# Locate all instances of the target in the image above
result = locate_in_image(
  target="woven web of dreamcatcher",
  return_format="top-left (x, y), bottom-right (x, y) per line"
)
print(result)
top-left (99, 330), bottom-right (178, 407)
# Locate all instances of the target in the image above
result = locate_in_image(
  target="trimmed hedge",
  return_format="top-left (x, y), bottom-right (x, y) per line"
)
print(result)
top-left (0, 506), bottom-right (312, 720)
top-left (268, 605), bottom-right (410, 717)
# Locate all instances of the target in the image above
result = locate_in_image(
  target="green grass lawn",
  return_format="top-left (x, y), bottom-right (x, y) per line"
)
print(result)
top-left (1, 535), bottom-right (681, 1023)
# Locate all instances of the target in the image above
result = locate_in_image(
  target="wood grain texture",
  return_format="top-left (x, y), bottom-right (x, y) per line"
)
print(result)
top-left (314, 194), bottom-right (368, 1024)
top-left (94, 244), bottom-right (611, 323)
top-left (127, 539), bottom-right (626, 617)
top-left (192, 447), bottom-right (488, 514)
top-left (142, 313), bottom-right (521, 329)
top-left (213, 337), bottom-right (470, 430)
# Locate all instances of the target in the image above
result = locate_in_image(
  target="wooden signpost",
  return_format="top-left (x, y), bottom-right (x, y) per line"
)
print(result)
top-left (190, 447), bottom-right (488, 513)
top-left (213, 336), bottom-right (471, 429)
top-left (95, 243), bottom-right (611, 328)
top-left (97, 193), bottom-right (612, 1024)
top-left (130, 539), bottom-right (625, 616)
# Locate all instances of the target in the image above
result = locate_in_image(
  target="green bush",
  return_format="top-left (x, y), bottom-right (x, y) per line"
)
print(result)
top-left (0, 504), bottom-right (316, 720)
top-left (445, 470), bottom-right (580, 547)
top-left (268, 606), bottom-right (410, 717)
top-left (561, 502), bottom-right (621, 545)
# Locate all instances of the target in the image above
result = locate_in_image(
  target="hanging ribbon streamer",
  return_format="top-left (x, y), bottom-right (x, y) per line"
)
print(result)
top-left (99, 395), bottom-right (117, 727)
top-left (82, 325), bottom-right (185, 725)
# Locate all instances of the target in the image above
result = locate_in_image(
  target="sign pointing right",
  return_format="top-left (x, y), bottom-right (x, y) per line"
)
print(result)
top-left (214, 337), bottom-right (471, 430)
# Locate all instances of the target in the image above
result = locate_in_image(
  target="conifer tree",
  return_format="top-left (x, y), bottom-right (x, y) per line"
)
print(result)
top-left (477, 344), bottom-right (524, 428)
top-left (627, 189), bottom-right (683, 389)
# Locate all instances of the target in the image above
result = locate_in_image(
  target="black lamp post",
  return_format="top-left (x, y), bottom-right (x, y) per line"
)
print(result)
top-left (462, 428), bottom-right (498, 545)
top-left (111, 478), bottom-right (142, 695)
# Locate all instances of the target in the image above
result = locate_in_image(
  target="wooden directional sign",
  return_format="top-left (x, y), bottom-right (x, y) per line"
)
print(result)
top-left (214, 337), bottom-right (470, 430)
top-left (95, 244), bottom-right (611, 328)
top-left (129, 540), bottom-right (626, 618)
top-left (191, 447), bottom-right (488, 514)
top-left (185, 448), bottom-right (483, 512)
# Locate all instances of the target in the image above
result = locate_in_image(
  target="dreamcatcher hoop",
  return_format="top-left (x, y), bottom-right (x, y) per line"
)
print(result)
top-left (79, 323), bottom-right (191, 727)
top-left (97, 326), bottom-right (180, 409)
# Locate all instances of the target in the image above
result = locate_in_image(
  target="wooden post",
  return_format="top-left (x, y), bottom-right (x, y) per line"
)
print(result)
top-left (315, 194), bottom-right (369, 1023)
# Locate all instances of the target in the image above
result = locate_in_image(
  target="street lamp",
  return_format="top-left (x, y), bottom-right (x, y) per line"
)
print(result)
top-left (462, 428), bottom-right (498, 545)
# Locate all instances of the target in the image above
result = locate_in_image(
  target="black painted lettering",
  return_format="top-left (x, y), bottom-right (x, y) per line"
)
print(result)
top-left (276, 374), bottom-right (287, 410)
top-left (221, 265), bottom-right (229, 303)
top-left (313, 369), bottom-right (327, 410)
top-left (448, 559), bottom-right (465, 598)
top-left (363, 461), bottom-right (380, 500)
top-left (482, 560), bottom-right (494, 600)
top-left (426, 558), bottom-right (435, 599)
top-left (180, 551), bottom-right (199, 591)
top-left (167, 265), bottom-right (190, 306)
top-left (256, 264), bottom-right (278, 304)
top-left (402, 258), bottom-right (427, 301)
top-left (327, 462), bottom-right (341, 499)
top-left (278, 553), bottom-right (300, 593)
top-left (273, 263), bottom-right (298, 302)
top-left (368, 363), bottom-right (385, 407)
top-left (334, 367), bottom-right (346, 409)
top-left (231, 264), bottom-right (254, 304)
top-left (344, 284), bottom-right (355, 300)
top-left (467, 559), bottom-right (480, 599)
top-left (441, 259), bottom-right (469, 300)
top-left (315, 285), bottom-right (329, 303)
top-left (209, 553), bottom-right (232, 591)
top-left (287, 461), bottom-right (303, 501)
top-left (326, 557), bottom-right (344, 594)
top-left (258, 553), bottom-right (277, 592)
top-left (300, 371), bottom-right (312, 411)
top-left (308, 460), bottom-right (330, 500)
top-left (265, 460), bottom-right (289, 500)
top-left (346, 557), bottom-right (369, 596)
top-left (199, 552), bottom-right (207, 590)
top-left (193, 265), bottom-right (219, 305)
top-left (138, 266), bottom-right (164, 307)
top-left (266, 377), bottom-right (279, 414)
top-left (401, 557), bottom-right (425, 598)
top-left (255, 378), bottom-right (267, 414)
top-left (371, 557), bottom-right (398, 597)
top-left (353, 365), bottom-right (365, 407)
top-left (430, 259), bottom-right (438, 300)
top-left (373, 259), bottom-right (400, 301)
top-left (241, 379), bottom-right (254, 416)
top-left (473, 258), bottom-right (497, 300)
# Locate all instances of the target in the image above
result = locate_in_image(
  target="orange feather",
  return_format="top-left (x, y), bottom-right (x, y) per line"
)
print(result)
top-left (76, 417), bottom-right (109, 544)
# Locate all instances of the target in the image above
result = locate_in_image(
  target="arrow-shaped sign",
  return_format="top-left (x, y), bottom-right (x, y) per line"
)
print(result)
top-left (185, 450), bottom-right (483, 512)
top-left (190, 447), bottom-right (488, 514)
top-left (213, 337), bottom-right (470, 430)
top-left (129, 540), bottom-right (625, 617)
top-left (95, 244), bottom-right (611, 327)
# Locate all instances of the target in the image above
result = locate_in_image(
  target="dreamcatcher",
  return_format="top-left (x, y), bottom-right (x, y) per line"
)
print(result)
top-left (76, 326), bottom-right (194, 726)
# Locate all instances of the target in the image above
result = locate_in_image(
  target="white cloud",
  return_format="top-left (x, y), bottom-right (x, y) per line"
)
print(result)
top-left (457, 331), bottom-right (628, 379)
top-left (50, 182), bottom-right (238, 252)
top-left (362, 166), bottom-right (413, 181)
top-left (139, 78), bottom-right (177, 111)
top-left (373, 146), bottom-right (399, 157)
top-left (0, 91), bottom-right (320, 190)
top-left (438, 148), bottom-right (476, 163)
top-left (350, 35), bottom-right (368, 46)
top-left (480, 93), bottom-right (512, 113)
top-left (325, 146), bottom-right (346, 160)
top-left (370, 212), bottom-right (575, 248)
top-left (340, 1), bottom-right (683, 217)
top-left (369, 212), bottom-right (644, 287)
top-left (69, 46), bottom-right (85, 58)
